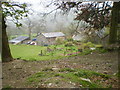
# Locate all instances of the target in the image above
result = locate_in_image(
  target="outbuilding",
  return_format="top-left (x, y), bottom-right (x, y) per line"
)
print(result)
top-left (9, 36), bottom-right (30, 45)
top-left (36, 32), bottom-right (65, 46)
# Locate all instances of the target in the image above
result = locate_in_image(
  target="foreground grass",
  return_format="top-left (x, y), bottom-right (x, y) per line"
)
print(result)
top-left (26, 68), bottom-right (113, 88)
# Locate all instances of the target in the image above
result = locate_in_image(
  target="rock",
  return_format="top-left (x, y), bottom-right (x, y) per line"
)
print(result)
top-left (13, 66), bottom-right (16, 68)
top-left (113, 73), bottom-right (117, 75)
top-left (72, 83), bottom-right (76, 85)
top-left (52, 67), bottom-right (59, 71)
top-left (13, 65), bottom-right (22, 69)
top-left (80, 77), bottom-right (91, 83)
top-left (90, 48), bottom-right (96, 50)
top-left (48, 83), bottom-right (52, 87)
top-left (79, 85), bottom-right (82, 87)
top-left (28, 66), bottom-right (31, 68)
top-left (103, 71), bottom-right (108, 74)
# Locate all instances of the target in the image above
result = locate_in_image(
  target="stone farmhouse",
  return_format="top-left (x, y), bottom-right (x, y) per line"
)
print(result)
top-left (36, 32), bottom-right (65, 46)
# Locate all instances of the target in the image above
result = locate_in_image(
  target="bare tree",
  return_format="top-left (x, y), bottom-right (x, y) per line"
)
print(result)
top-left (47, 1), bottom-right (120, 44)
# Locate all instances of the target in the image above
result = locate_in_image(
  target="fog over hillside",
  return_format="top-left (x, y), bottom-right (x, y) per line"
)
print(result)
top-left (6, 0), bottom-right (80, 37)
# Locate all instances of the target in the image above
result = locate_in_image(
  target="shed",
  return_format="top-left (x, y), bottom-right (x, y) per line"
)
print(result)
top-left (9, 36), bottom-right (30, 45)
top-left (36, 32), bottom-right (65, 45)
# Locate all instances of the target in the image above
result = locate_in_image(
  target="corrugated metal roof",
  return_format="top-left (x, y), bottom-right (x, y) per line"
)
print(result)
top-left (42, 32), bottom-right (65, 38)
top-left (9, 36), bottom-right (29, 43)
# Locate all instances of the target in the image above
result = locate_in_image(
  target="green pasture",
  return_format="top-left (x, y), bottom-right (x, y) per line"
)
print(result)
top-left (10, 44), bottom-right (79, 61)
top-left (9, 41), bottom-right (106, 61)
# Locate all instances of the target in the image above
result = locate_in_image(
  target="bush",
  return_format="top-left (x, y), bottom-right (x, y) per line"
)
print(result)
top-left (64, 42), bottom-right (74, 47)
top-left (115, 71), bottom-right (120, 77)
top-left (73, 40), bottom-right (81, 45)
top-left (82, 49), bottom-right (92, 55)
top-left (98, 48), bottom-right (108, 53)
top-left (95, 45), bottom-right (103, 48)
top-left (86, 42), bottom-right (95, 47)
top-left (56, 38), bottom-right (64, 45)
top-left (82, 42), bottom-right (95, 50)
top-left (66, 38), bottom-right (73, 41)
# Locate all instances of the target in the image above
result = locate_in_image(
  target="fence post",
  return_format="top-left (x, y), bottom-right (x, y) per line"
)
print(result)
top-left (41, 50), bottom-right (43, 56)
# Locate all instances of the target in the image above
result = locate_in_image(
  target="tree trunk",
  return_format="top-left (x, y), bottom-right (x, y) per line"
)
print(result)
top-left (109, 2), bottom-right (119, 44)
top-left (28, 28), bottom-right (31, 39)
top-left (2, 14), bottom-right (13, 62)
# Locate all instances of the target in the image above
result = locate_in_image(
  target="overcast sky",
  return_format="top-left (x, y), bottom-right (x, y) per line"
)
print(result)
top-left (6, 0), bottom-right (113, 35)
top-left (11, 0), bottom-right (57, 13)
top-left (6, 0), bottom-right (76, 33)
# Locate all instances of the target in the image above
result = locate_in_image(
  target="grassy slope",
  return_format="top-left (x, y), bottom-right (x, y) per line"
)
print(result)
top-left (26, 68), bottom-right (113, 88)
top-left (3, 45), bottom-right (118, 88)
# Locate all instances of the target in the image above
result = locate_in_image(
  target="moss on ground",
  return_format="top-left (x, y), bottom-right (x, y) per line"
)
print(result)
top-left (26, 68), bottom-right (113, 88)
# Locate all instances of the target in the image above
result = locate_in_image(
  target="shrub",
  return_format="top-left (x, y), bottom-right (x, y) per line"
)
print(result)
top-left (115, 71), bottom-right (120, 77)
top-left (82, 49), bottom-right (92, 55)
top-left (67, 38), bottom-right (73, 41)
top-left (96, 48), bottom-right (108, 53)
top-left (81, 42), bottom-right (95, 50)
top-left (56, 38), bottom-right (64, 45)
top-left (65, 42), bottom-right (74, 47)
top-left (95, 45), bottom-right (103, 48)
top-left (73, 40), bottom-right (81, 45)
top-left (86, 42), bottom-right (95, 47)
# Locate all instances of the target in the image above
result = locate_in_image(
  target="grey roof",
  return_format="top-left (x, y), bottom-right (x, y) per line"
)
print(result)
top-left (9, 36), bottom-right (29, 43)
top-left (42, 32), bottom-right (65, 38)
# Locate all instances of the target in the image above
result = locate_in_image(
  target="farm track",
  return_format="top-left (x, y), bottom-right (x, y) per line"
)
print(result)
top-left (2, 51), bottom-right (119, 88)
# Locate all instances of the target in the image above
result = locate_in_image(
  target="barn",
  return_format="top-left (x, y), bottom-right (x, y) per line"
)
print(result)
top-left (9, 36), bottom-right (30, 45)
top-left (36, 32), bottom-right (65, 46)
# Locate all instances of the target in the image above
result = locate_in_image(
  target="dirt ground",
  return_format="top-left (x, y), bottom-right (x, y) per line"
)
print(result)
top-left (2, 51), bottom-right (119, 88)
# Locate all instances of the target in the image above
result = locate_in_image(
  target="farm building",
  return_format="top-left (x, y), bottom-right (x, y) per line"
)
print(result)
top-left (36, 32), bottom-right (65, 45)
top-left (9, 36), bottom-right (30, 45)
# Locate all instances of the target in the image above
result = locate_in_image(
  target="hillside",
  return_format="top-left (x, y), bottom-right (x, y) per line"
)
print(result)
top-left (2, 51), bottom-right (119, 88)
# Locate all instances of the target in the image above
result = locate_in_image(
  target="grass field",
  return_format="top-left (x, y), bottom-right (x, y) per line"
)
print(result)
top-left (10, 44), bottom-right (79, 61)
top-left (10, 42), bottom-right (106, 61)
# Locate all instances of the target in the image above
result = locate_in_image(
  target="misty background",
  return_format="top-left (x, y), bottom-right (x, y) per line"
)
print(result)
top-left (6, 0), bottom-right (89, 39)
